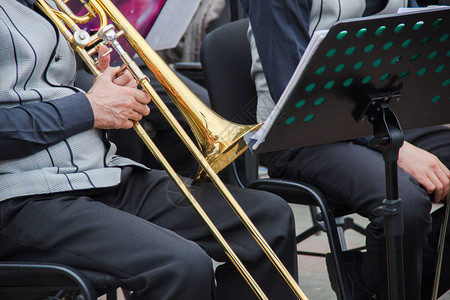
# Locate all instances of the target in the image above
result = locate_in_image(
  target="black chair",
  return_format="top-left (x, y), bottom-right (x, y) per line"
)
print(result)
top-left (0, 262), bottom-right (129, 299)
top-left (200, 18), bottom-right (366, 300)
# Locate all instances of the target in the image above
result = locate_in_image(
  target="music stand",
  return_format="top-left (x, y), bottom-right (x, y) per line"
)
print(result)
top-left (249, 7), bottom-right (449, 300)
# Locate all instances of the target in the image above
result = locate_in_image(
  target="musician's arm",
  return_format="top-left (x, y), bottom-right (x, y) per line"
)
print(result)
top-left (241, 0), bottom-right (311, 102)
top-left (0, 93), bottom-right (94, 160)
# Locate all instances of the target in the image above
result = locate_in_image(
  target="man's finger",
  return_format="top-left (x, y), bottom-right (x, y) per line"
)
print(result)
top-left (132, 89), bottom-right (151, 105)
top-left (429, 172), bottom-right (444, 202)
top-left (97, 45), bottom-right (111, 73)
top-left (113, 69), bottom-right (136, 87)
top-left (133, 102), bottom-right (150, 117)
top-left (436, 169), bottom-right (450, 198)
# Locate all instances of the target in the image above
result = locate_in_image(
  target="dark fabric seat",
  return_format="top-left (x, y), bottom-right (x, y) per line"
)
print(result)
top-left (0, 262), bottom-right (126, 300)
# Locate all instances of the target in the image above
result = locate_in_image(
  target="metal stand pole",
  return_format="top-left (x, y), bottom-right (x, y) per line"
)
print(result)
top-left (362, 93), bottom-right (406, 300)
top-left (432, 196), bottom-right (450, 300)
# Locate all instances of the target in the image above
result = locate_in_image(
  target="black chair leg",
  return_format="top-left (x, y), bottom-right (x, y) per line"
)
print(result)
top-left (316, 203), bottom-right (353, 300)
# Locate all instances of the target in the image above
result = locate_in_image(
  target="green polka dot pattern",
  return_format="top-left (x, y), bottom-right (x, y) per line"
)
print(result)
top-left (380, 73), bottom-right (390, 81)
top-left (432, 18), bottom-right (443, 27)
top-left (428, 51), bottom-right (438, 59)
top-left (270, 8), bottom-right (449, 143)
top-left (356, 28), bottom-right (367, 38)
top-left (314, 97), bottom-right (325, 105)
top-left (362, 75), bottom-right (372, 84)
top-left (394, 23), bottom-right (405, 33)
top-left (295, 100), bottom-right (306, 108)
top-left (435, 65), bottom-right (445, 73)
top-left (305, 83), bottom-right (316, 92)
top-left (345, 46), bottom-right (356, 55)
top-left (410, 53), bottom-right (420, 62)
top-left (383, 41), bottom-right (394, 50)
top-left (413, 21), bottom-right (424, 30)
top-left (391, 56), bottom-right (401, 64)
top-left (364, 44), bottom-right (375, 52)
top-left (335, 64), bottom-right (345, 72)
top-left (417, 68), bottom-right (427, 76)
top-left (421, 36), bottom-right (431, 45)
top-left (431, 95), bottom-right (441, 103)
top-left (324, 81), bottom-right (335, 89)
top-left (375, 26), bottom-right (387, 35)
top-left (285, 116), bottom-right (296, 125)
top-left (316, 66), bottom-right (326, 75)
top-left (343, 78), bottom-right (354, 87)
top-left (402, 39), bottom-right (412, 48)
top-left (354, 61), bottom-right (364, 69)
top-left (304, 114), bottom-right (314, 122)
top-left (399, 70), bottom-right (409, 78)
top-left (372, 58), bottom-right (383, 67)
top-left (326, 49), bottom-right (337, 57)
top-left (336, 31), bottom-right (348, 40)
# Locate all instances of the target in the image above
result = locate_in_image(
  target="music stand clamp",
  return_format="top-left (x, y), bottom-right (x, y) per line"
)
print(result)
top-left (356, 90), bottom-right (405, 300)
top-left (252, 7), bottom-right (450, 300)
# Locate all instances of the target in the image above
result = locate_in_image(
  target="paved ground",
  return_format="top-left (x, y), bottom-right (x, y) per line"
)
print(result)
top-left (292, 203), bottom-right (450, 300)
top-left (293, 204), bottom-right (366, 299)
top-left (102, 203), bottom-right (450, 300)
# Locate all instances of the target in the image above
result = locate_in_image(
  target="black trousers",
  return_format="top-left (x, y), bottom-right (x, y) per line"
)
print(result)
top-left (0, 167), bottom-right (298, 300)
top-left (268, 125), bottom-right (450, 300)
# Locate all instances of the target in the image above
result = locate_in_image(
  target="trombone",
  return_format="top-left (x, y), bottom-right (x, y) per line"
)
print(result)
top-left (35, 1), bottom-right (308, 299)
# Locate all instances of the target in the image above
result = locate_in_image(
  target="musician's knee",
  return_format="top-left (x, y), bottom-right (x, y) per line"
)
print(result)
top-left (157, 241), bottom-right (214, 298)
top-left (257, 191), bottom-right (297, 248)
top-left (172, 241), bottom-right (214, 280)
top-left (401, 187), bottom-right (433, 241)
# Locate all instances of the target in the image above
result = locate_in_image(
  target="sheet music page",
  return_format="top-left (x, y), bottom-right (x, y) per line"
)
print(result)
top-left (146, 0), bottom-right (201, 50)
top-left (246, 29), bottom-right (329, 151)
top-left (397, 6), bottom-right (447, 14)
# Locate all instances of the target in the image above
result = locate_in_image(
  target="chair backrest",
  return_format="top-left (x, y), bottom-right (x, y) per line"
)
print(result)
top-left (200, 18), bottom-right (261, 185)
top-left (200, 18), bottom-right (257, 125)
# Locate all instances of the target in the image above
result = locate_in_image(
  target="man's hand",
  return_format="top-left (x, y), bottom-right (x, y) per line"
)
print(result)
top-left (398, 141), bottom-right (450, 202)
top-left (86, 45), bottom-right (150, 129)
top-left (96, 45), bottom-right (136, 87)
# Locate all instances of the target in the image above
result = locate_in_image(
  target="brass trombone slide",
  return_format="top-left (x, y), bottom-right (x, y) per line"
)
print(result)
top-left (35, 0), bottom-right (308, 299)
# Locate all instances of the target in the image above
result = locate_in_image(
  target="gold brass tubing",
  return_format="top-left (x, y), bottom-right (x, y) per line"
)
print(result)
top-left (117, 51), bottom-right (269, 299)
top-left (54, 0), bottom-right (92, 23)
top-left (36, 1), bottom-right (74, 42)
top-left (53, 9), bottom-right (80, 32)
top-left (78, 0), bottom-right (108, 46)
top-left (94, 0), bottom-right (307, 298)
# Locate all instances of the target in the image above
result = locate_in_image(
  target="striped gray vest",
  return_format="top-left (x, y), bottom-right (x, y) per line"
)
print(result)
top-left (0, 0), bottom-right (143, 201)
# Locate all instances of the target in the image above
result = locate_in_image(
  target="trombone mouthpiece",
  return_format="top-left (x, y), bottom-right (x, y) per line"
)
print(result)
top-left (98, 24), bottom-right (117, 42)
top-left (98, 24), bottom-right (126, 55)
